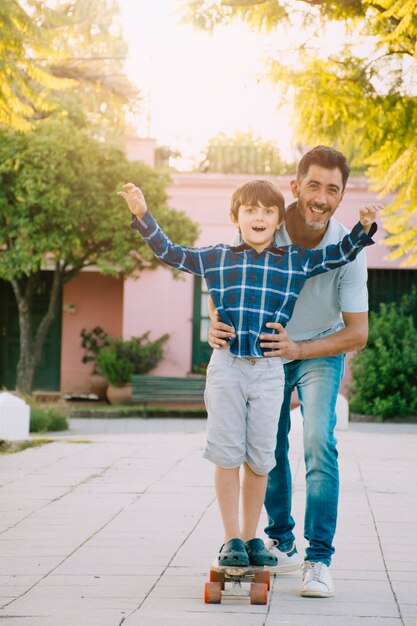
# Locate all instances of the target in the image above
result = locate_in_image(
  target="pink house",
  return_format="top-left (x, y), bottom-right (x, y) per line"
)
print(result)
top-left (47, 140), bottom-right (417, 395)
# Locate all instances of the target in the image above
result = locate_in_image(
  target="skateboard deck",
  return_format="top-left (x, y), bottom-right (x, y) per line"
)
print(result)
top-left (204, 560), bottom-right (271, 604)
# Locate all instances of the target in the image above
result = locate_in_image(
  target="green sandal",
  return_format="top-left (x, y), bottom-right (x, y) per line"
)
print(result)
top-left (245, 538), bottom-right (278, 566)
top-left (218, 538), bottom-right (249, 566)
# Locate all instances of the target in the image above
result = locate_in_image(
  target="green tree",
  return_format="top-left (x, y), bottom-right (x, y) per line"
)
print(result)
top-left (182, 0), bottom-right (417, 265)
top-left (199, 131), bottom-right (291, 174)
top-left (0, 0), bottom-right (137, 133)
top-left (0, 116), bottom-right (199, 394)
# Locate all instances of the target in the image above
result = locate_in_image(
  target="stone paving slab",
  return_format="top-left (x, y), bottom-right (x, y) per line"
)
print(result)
top-left (0, 419), bottom-right (416, 626)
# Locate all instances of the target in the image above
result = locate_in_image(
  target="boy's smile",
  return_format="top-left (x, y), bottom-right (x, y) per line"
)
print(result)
top-left (231, 202), bottom-right (283, 253)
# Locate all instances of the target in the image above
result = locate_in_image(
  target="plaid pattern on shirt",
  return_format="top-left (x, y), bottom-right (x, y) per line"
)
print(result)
top-left (132, 212), bottom-right (376, 357)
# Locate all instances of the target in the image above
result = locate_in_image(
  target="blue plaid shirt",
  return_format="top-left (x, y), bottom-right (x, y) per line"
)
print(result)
top-left (132, 212), bottom-right (376, 357)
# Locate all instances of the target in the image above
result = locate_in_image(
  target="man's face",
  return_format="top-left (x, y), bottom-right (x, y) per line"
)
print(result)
top-left (290, 164), bottom-right (345, 232)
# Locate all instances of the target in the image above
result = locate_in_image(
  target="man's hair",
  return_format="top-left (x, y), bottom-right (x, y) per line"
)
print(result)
top-left (297, 145), bottom-right (350, 190)
top-left (230, 179), bottom-right (285, 222)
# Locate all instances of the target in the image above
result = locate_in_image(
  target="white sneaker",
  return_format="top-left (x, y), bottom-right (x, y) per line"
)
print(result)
top-left (300, 561), bottom-right (335, 597)
top-left (264, 539), bottom-right (301, 573)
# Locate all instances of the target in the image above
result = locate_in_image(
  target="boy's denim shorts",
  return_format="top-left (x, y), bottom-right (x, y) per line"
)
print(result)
top-left (203, 348), bottom-right (285, 475)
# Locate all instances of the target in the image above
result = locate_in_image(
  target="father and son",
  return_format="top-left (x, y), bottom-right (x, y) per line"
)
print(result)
top-left (119, 145), bottom-right (379, 598)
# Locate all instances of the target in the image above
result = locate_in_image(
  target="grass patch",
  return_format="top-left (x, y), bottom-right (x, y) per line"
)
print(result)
top-left (65, 439), bottom-right (92, 444)
top-left (69, 404), bottom-right (207, 419)
top-left (0, 438), bottom-right (53, 455)
top-left (30, 405), bottom-right (69, 432)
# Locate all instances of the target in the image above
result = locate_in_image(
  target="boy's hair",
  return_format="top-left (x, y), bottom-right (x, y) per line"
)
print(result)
top-left (230, 180), bottom-right (285, 222)
top-left (297, 145), bottom-right (350, 190)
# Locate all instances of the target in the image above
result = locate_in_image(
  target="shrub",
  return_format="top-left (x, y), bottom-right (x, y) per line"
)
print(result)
top-left (349, 289), bottom-right (417, 419)
top-left (96, 332), bottom-right (170, 387)
top-left (80, 326), bottom-right (110, 374)
top-left (30, 406), bottom-right (69, 433)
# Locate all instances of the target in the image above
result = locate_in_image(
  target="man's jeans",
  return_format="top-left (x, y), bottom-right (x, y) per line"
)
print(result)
top-left (264, 355), bottom-right (345, 565)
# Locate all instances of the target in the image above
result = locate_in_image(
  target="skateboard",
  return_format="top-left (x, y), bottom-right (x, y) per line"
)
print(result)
top-left (204, 561), bottom-right (271, 604)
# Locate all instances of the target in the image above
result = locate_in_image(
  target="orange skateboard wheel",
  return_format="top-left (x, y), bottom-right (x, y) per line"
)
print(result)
top-left (204, 581), bottom-right (222, 604)
top-left (250, 582), bottom-right (268, 605)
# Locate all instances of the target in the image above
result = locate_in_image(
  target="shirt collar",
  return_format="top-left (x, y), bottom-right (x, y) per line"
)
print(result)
top-left (230, 241), bottom-right (288, 256)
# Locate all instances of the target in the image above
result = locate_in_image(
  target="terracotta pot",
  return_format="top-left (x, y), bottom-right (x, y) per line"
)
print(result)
top-left (106, 383), bottom-right (132, 406)
top-left (89, 373), bottom-right (108, 400)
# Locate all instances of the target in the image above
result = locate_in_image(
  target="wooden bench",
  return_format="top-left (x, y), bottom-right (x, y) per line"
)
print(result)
top-left (131, 375), bottom-right (206, 418)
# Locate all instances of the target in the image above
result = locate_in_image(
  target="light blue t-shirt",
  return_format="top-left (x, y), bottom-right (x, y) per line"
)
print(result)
top-left (275, 218), bottom-right (368, 342)
top-left (232, 216), bottom-right (368, 343)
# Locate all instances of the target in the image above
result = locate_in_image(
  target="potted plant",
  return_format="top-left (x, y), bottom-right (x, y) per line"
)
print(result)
top-left (80, 326), bottom-right (110, 399)
top-left (96, 332), bottom-right (169, 405)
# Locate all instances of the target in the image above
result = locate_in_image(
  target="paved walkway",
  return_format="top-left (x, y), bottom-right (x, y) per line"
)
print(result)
top-left (0, 418), bottom-right (416, 626)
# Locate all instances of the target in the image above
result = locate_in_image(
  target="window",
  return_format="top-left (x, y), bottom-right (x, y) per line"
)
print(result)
top-left (192, 277), bottom-right (212, 372)
top-left (367, 269), bottom-right (417, 313)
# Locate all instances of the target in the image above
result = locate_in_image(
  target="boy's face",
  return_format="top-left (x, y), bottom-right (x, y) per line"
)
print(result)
top-left (230, 202), bottom-right (283, 253)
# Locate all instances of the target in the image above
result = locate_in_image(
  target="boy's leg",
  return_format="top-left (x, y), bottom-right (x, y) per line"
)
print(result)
top-left (241, 463), bottom-right (268, 542)
top-left (245, 358), bottom-right (285, 540)
top-left (203, 348), bottom-right (248, 564)
top-left (215, 466), bottom-right (241, 541)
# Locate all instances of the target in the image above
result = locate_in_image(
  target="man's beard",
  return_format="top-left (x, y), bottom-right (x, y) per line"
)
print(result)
top-left (300, 202), bottom-right (331, 231)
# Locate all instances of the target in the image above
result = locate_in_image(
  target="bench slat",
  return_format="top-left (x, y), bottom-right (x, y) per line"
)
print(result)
top-left (131, 375), bottom-right (206, 417)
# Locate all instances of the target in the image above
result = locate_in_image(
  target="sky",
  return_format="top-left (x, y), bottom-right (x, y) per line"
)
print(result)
top-left (118, 0), bottom-right (297, 167)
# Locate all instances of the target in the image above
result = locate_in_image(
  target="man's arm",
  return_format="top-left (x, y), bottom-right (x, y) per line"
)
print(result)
top-left (258, 311), bottom-right (368, 359)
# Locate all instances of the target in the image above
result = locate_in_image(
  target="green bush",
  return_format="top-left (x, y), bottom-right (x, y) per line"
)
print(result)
top-left (80, 326), bottom-right (110, 373)
top-left (96, 332), bottom-right (169, 387)
top-left (349, 289), bottom-right (417, 419)
top-left (30, 406), bottom-right (69, 433)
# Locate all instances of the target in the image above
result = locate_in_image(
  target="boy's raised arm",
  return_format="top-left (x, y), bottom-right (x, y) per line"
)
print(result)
top-left (118, 183), bottom-right (147, 219)
top-left (301, 203), bottom-right (380, 279)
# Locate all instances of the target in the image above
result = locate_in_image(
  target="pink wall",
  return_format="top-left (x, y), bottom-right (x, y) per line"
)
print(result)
top-left (61, 273), bottom-right (123, 393)
top-left (123, 269), bottom-right (194, 376)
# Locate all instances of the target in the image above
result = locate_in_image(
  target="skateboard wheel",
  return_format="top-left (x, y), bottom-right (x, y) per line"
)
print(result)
top-left (209, 568), bottom-right (225, 589)
top-left (254, 570), bottom-right (271, 590)
top-left (250, 582), bottom-right (268, 605)
top-left (204, 581), bottom-right (222, 604)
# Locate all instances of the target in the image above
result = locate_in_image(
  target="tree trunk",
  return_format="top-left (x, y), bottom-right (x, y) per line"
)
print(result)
top-left (12, 266), bottom-right (63, 396)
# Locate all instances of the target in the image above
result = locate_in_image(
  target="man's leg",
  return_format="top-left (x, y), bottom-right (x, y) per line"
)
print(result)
top-left (264, 368), bottom-right (295, 547)
top-left (297, 355), bottom-right (345, 597)
top-left (263, 362), bottom-right (301, 571)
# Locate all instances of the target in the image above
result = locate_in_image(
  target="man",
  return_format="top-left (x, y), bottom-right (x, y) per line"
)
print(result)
top-left (208, 145), bottom-right (372, 597)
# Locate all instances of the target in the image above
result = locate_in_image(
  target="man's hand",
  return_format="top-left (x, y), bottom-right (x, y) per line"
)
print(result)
top-left (359, 203), bottom-right (380, 234)
top-left (118, 183), bottom-right (148, 218)
top-left (208, 315), bottom-right (236, 349)
top-left (259, 322), bottom-right (301, 359)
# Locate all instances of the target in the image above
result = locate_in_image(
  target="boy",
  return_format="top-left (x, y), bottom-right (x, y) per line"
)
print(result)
top-left (118, 179), bottom-right (377, 568)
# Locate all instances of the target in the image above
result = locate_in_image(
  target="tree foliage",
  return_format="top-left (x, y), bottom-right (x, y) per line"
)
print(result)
top-left (0, 116), bottom-right (199, 393)
top-left (199, 131), bottom-right (292, 174)
top-left (0, 0), bottom-right (137, 134)
top-left (182, 0), bottom-right (417, 264)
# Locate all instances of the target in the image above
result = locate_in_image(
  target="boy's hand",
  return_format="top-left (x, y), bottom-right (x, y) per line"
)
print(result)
top-left (359, 204), bottom-right (380, 234)
top-left (118, 183), bottom-right (147, 218)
